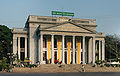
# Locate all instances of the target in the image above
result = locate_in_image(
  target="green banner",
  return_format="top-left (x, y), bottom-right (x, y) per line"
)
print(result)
top-left (52, 11), bottom-right (74, 16)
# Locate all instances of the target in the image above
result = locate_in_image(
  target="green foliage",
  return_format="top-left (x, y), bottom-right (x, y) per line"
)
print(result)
top-left (100, 65), bottom-right (104, 67)
top-left (117, 58), bottom-right (120, 62)
top-left (102, 60), bottom-right (107, 64)
top-left (0, 57), bottom-right (10, 71)
top-left (24, 57), bottom-right (29, 60)
top-left (11, 54), bottom-right (17, 63)
top-left (95, 60), bottom-right (102, 65)
top-left (0, 25), bottom-right (12, 59)
top-left (2, 57), bottom-right (7, 64)
top-left (29, 64), bottom-right (38, 68)
top-left (105, 34), bottom-right (120, 60)
top-left (17, 59), bottom-right (21, 64)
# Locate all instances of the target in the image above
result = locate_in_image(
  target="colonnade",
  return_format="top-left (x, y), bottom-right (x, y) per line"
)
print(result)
top-left (13, 37), bottom-right (27, 60)
top-left (39, 34), bottom-right (105, 64)
top-left (12, 35), bottom-right (105, 64)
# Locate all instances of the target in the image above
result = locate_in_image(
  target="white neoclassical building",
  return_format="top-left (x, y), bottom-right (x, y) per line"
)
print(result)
top-left (12, 15), bottom-right (105, 64)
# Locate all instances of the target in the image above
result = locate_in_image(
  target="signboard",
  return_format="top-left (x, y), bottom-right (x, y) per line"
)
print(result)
top-left (52, 11), bottom-right (74, 16)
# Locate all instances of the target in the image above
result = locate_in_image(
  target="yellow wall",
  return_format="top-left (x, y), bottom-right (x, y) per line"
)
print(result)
top-left (58, 37), bottom-right (61, 61)
top-left (67, 38), bottom-right (71, 64)
top-left (48, 37), bottom-right (51, 61)
top-left (77, 38), bottom-right (81, 64)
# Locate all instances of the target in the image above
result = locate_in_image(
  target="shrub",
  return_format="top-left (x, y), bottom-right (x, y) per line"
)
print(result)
top-left (100, 64), bottom-right (104, 67)
top-left (0, 57), bottom-right (11, 72)
top-left (92, 64), bottom-right (96, 67)
top-left (28, 64), bottom-right (38, 68)
top-left (95, 60), bottom-right (101, 65)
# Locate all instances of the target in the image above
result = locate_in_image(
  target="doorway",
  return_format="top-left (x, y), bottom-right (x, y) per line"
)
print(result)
top-left (20, 52), bottom-right (25, 61)
top-left (64, 51), bottom-right (67, 64)
top-left (54, 51), bottom-right (57, 64)
top-left (43, 51), bottom-right (47, 64)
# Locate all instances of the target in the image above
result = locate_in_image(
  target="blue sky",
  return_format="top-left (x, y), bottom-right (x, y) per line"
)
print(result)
top-left (0, 0), bottom-right (120, 35)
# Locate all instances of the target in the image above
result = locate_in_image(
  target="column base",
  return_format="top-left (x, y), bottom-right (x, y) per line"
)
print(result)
top-left (51, 63), bottom-right (54, 64)
top-left (72, 63), bottom-right (75, 64)
top-left (40, 62), bottom-right (43, 64)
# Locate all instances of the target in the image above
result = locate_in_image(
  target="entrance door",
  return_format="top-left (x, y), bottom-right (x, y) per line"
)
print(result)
top-left (43, 51), bottom-right (47, 64)
top-left (64, 51), bottom-right (67, 64)
top-left (54, 51), bottom-right (57, 64)
top-left (20, 52), bottom-right (25, 61)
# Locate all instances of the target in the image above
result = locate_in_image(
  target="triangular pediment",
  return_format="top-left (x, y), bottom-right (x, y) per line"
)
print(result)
top-left (40, 22), bottom-right (96, 34)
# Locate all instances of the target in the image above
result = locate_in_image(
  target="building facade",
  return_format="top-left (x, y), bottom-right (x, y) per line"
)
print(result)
top-left (12, 15), bottom-right (105, 64)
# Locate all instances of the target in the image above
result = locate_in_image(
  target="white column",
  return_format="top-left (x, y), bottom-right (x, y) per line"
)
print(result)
top-left (40, 34), bottom-right (43, 64)
top-left (82, 36), bottom-right (85, 64)
top-left (25, 37), bottom-right (27, 58)
top-left (13, 37), bottom-right (17, 56)
top-left (51, 35), bottom-right (54, 64)
top-left (73, 36), bottom-right (75, 64)
top-left (18, 37), bottom-right (20, 59)
top-left (62, 35), bottom-right (65, 64)
top-left (88, 38), bottom-right (92, 63)
top-left (38, 35), bottom-right (41, 62)
top-left (99, 40), bottom-right (101, 60)
top-left (92, 37), bottom-right (95, 64)
top-left (102, 40), bottom-right (105, 60)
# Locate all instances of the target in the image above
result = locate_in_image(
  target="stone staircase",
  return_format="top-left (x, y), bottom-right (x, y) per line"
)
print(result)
top-left (12, 64), bottom-right (82, 73)
top-left (85, 64), bottom-right (120, 72)
top-left (12, 64), bottom-right (120, 72)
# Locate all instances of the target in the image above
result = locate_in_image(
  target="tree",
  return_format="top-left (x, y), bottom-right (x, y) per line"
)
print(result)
top-left (105, 34), bottom-right (120, 60)
top-left (0, 25), bottom-right (12, 60)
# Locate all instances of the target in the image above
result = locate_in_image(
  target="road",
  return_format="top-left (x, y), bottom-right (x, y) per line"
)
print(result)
top-left (0, 72), bottom-right (119, 76)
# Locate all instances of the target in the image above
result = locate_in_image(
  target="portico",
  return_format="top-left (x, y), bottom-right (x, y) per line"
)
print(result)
top-left (37, 33), bottom-right (104, 64)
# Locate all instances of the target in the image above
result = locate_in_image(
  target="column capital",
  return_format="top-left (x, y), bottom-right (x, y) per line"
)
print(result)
top-left (18, 37), bottom-right (20, 39)
top-left (72, 35), bottom-right (76, 37)
top-left (102, 40), bottom-right (105, 43)
top-left (51, 34), bottom-right (54, 36)
top-left (83, 36), bottom-right (86, 38)
top-left (13, 37), bottom-right (17, 40)
top-left (62, 35), bottom-right (65, 37)
top-left (25, 37), bottom-right (27, 39)
top-left (92, 36), bottom-right (95, 38)
top-left (40, 34), bottom-right (43, 35)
